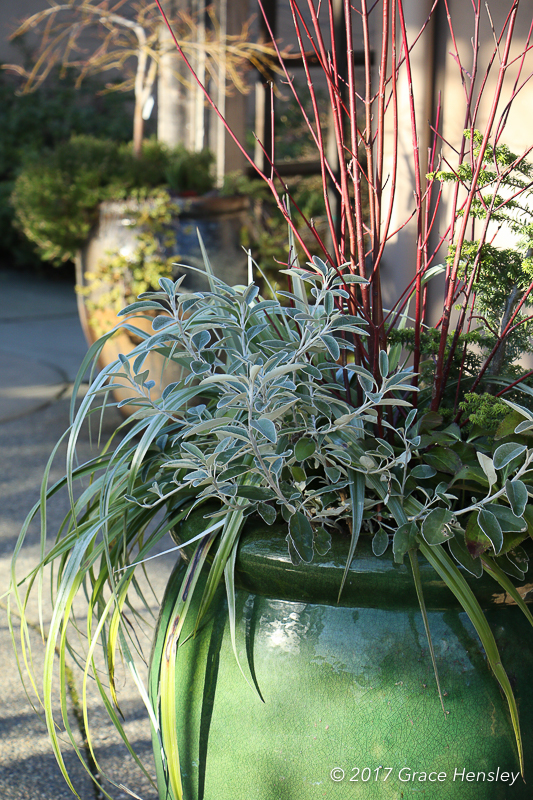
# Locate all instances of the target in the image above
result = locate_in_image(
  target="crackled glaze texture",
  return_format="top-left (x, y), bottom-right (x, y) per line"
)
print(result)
top-left (151, 526), bottom-right (533, 799)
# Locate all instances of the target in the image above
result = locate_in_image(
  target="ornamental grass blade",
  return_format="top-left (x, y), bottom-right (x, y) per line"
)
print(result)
top-left (196, 227), bottom-right (216, 292)
top-left (338, 470), bottom-right (365, 601)
top-left (158, 531), bottom-right (218, 800)
top-left (80, 591), bottom-right (150, 798)
top-left (223, 540), bottom-right (257, 695)
top-left (419, 540), bottom-right (524, 776)
top-left (195, 507), bottom-right (246, 632)
top-left (42, 540), bottom-right (94, 798)
top-left (408, 549), bottom-right (447, 715)
top-left (69, 328), bottom-right (118, 424)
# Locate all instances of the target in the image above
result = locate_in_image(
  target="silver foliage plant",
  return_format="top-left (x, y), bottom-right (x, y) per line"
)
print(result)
top-left (113, 262), bottom-right (533, 581)
top-left (10, 254), bottom-right (533, 798)
top-left (118, 259), bottom-right (415, 565)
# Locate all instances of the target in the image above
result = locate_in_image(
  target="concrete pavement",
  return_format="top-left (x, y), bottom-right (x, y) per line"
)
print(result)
top-left (0, 267), bottom-right (176, 800)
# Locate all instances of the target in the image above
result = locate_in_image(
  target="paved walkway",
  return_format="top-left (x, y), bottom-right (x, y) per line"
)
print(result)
top-left (0, 268), bottom-right (174, 800)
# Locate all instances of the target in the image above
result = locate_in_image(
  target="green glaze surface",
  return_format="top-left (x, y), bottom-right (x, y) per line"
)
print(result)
top-left (151, 525), bottom-right (533, 799)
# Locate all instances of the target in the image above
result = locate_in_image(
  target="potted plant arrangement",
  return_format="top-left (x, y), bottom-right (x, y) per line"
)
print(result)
top-left (9, 1), bottom-right (533, 799)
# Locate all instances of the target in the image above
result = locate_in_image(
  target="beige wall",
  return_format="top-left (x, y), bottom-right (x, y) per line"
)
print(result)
top-left (379, 0), bottom-right (533, 318)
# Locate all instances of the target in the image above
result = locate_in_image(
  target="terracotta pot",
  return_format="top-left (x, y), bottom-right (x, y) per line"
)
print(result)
top-left (149, 524), bottom-right (533, 800)
top-left (75, 194), bottom-right (249, 413)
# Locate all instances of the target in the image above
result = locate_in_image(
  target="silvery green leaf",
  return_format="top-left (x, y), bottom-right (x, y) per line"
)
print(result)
top-left (405, 408), bottom-right (417, 430)
top-left (257, 503), bottom-right (277, 525)
top-left (294, 438), bottom-right (316, 461)
top-left (117, 397), bottom-right (139, 408)
top-left (487, 504), bottom-right (526, 533)
top-left (337, 274), bottom-right (369, 284)
top-left (301, 364), bottom-right (322, 380)
top-left (151, 315), bottom-right (174, 331)
top-left (191, 330), bottom-right (211, 350)
top-left (200, 374), bottom-right (246, 388)
top-left (325, 466), bottom-right (341, 482)
top-left (264, 363), bottom-right (306, 381)
top-left (191, 360), bottom-right (210, 375)
top-left (434, 481), bottom-right (454, 504)
top-left (448, 534), bottom-right (483, 578)
top-left (311, 255), bottom-right (328, 276)
top-left (173, 274), bottom-right (187, 291)
top-left (243, 284), bottom-right (260, 305)
top-left (421, 508), bottom-right (454, 545)
top-left (181, 441), bottom-right (204, 459)
top-left (495, 551), bottom-right (526, 581)
top-left (159, 277), bottom-right (175, 295)
top-left (250, 300), bottom-right (278, 313)
top-left (314, 526), bottom-right (332, 556)
top-left (358, 375), bottom-right (374, 393)
top-left (236, 486), bottom-right (276, 500)
top-left (188, 469), bottom-right (209, 483)
top-left (372, 528), bottom-right (389, 556)
top-left (144, 380), bottom-right (155, 390)
top-left (345, 364), bottom-right (375, 381)
top-left (291, 465), bottom-right (306, 482)
top-left (288, 512), bottom-right (314, 562)
top-left (219, 483), bottom-right (238, 498)
top-left (393, 522), bottom-right (417, 564)
top-left (411, 465), bottom-right (437, 479)
top-left (502, 398), bottom-right (533, 420)
top-left (118, 300), bottom-right (165, 316)
top-left (505, 479), bottom-right (528, 517)
top-left (270, 457), bottom-right (283, 475)
top-left (493, 443), bottom-right (527, 470)
top-left (286, 534), bottom-right (303, 565)
top-left (133, 370), bottom-right (150, 385)
top-left (324, 291), bottom-right (334, 315)
top-left (320, 334), bottom-right (340, 361)
top-left (379, 350), bottom-right (389, 378)
top-left (514, 420), bottom-right (533, 434)
top-left (218, 465), bottom-right (250, 481)
top-left (251, 418), bottom-right (277, 443)
top-left (263, 400), bottom-right (297, 422)
top-left (327, 448), bottom-right (351, 465)
top-left (334, 412), bottom-right (360, 428)
top-left (506, 545), bottom-right (529, 573)
top-left (246, 323), bottom-right (269, 341)
top-left (376, 438), bottom-right (395, 456)
top-left (156, 434), bottom-right (168, 451)
top-left (477, 508), bottom-right (503, 553)
top-left (217, 392), bottom-right (247, 408)
top-left (477, 452), bottom-right (497, 487)
top-left (184, 417), bottom-right (238, 437)
top-left (133, 352), bottom-right (149, 373)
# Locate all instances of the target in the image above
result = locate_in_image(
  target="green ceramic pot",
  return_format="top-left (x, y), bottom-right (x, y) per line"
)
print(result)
top-left (150, 524), bottom-right (533, 800)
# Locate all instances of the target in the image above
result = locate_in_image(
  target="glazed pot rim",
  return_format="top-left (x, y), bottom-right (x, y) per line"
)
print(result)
top-left (233, 522), bottom-right (533, 612)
